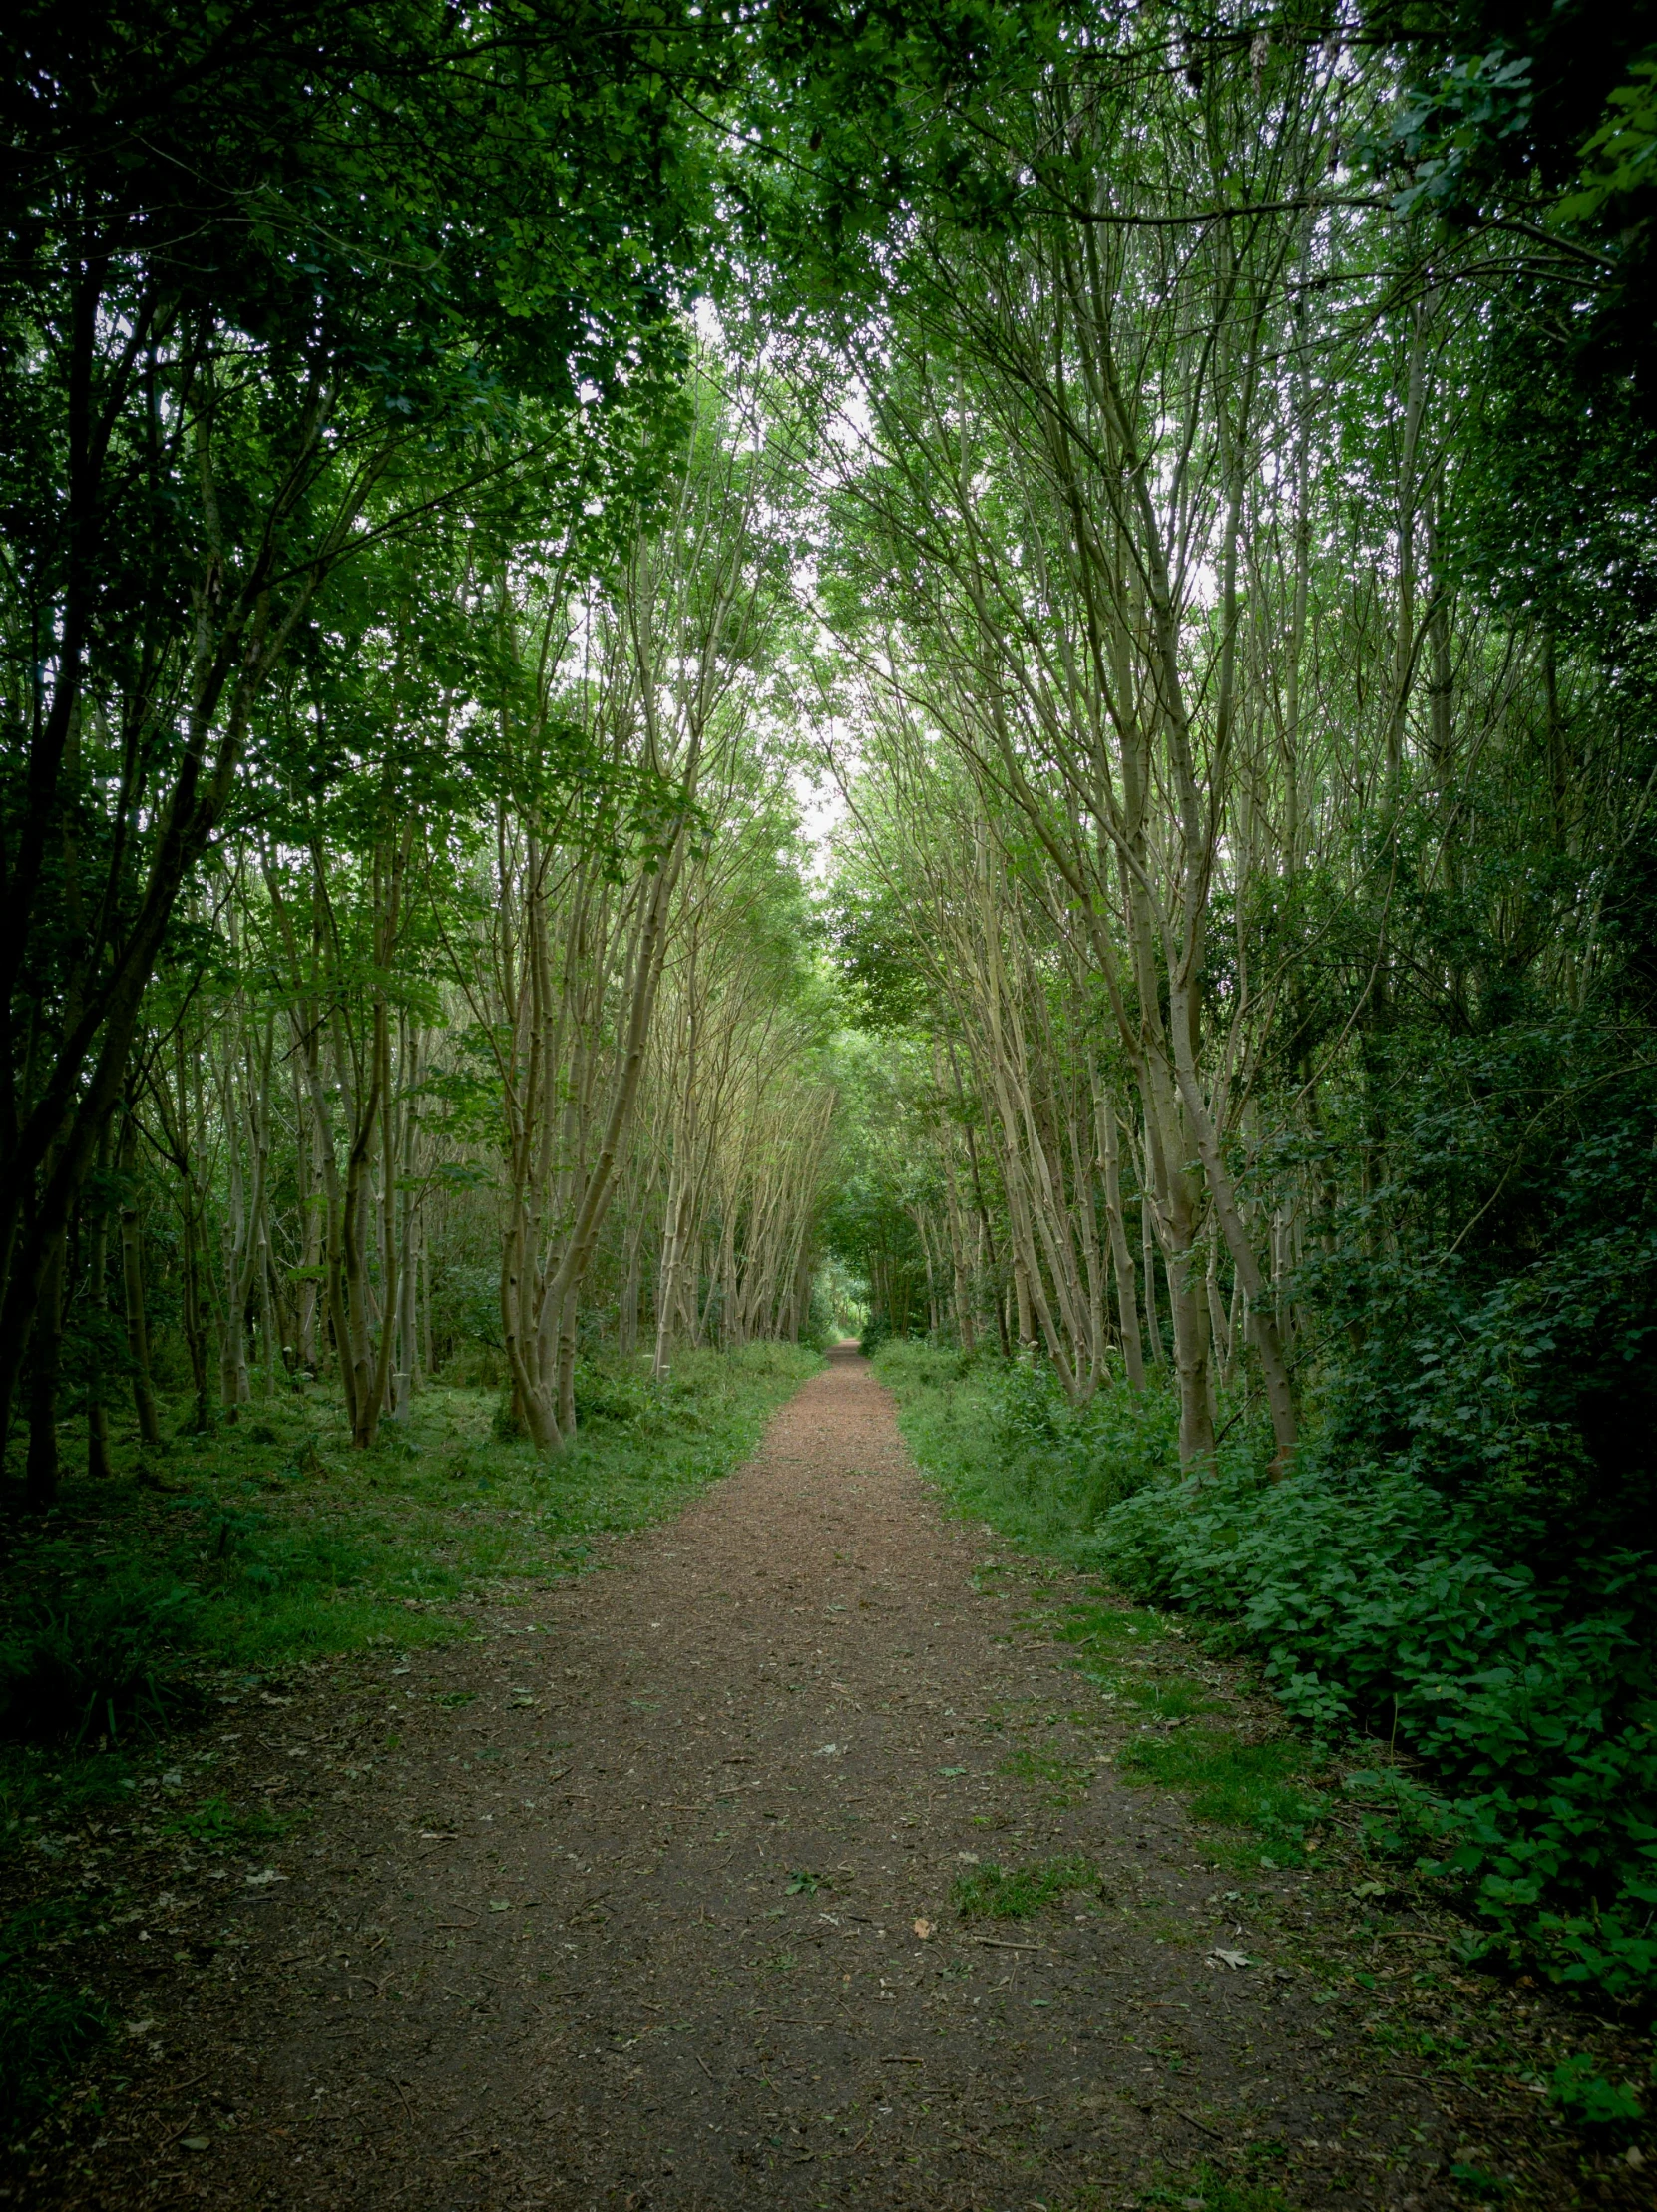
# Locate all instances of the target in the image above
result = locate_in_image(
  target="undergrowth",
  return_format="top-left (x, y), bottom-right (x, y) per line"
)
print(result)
top-left (876, 1339), bottom-right (1657, 2009)
top-left (0, 1902), bottom-right (111, 2133)
top-left (871, 1340), bottom-right (1188, 1556)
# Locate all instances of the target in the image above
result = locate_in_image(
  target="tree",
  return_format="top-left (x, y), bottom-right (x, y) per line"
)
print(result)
top-left (0, 0), bottom-right (712, 1482)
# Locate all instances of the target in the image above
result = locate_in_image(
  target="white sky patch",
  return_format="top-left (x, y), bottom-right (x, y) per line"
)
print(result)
top-left (794, 754), bottom-right (849, 882)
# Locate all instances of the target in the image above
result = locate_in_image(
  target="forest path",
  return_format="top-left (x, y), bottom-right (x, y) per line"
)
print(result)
top-left (53, 1349), bottom-right (1568, 2211)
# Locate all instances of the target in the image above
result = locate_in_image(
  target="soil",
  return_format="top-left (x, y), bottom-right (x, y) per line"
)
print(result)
top-left (14, 1348), bottom-right (1650, 2210)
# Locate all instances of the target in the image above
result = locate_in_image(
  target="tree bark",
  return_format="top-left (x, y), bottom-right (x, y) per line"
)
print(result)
top-left (118, 1107), bottom-right (163, 1446)
top-left (25, 1229), bottom-right (67, 1509)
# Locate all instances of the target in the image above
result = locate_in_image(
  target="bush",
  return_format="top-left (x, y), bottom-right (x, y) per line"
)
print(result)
top-left (0, 1578), bottom-right (206, 1745)
top-left (1097, 1461), bottom-right (1657, 1998)
top-left (874, 1341), bottom-right (1192, 1562)
top-left (882, 1335), bottom-right (1657, 2001)
top-left (437, 1343), bottom-right (504, 1388)
top-left (986, 1357), bottom-right (1182, 1527)
top-left (1548, 2052), bottom-right (1645, 2130)
top-left (572, 1356), bottom-right (657, 1429)
top-left (0, 1973), bottom-right (110, 2136)
top-left (1299, 1030), bottom-right (1657, 1565)
top-left (0, 1902), bottom-right (112, 2133)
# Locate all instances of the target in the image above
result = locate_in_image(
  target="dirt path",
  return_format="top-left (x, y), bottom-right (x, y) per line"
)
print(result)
top-left (37, 1349), bottom-right (1634, 2210)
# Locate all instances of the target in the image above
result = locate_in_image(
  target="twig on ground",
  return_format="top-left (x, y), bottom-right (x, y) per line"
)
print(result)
top-left (1175, 2106), bottom-right (1223, 2138)
top-left (133, 2069), bottom-right (212, 2108)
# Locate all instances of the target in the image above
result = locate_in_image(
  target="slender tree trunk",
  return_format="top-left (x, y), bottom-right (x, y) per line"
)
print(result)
top-left (87, 1121), bottom-right (115, 1479)
top-left (1140, 1189), bottom-right (1162, 1365)
top-left (557, 1296), bottom-right (578, 1438)
top-left (25, 1228), bottom-right (67, 1509)
top-left (118, 1108), bottom-right (162, 1446)
top-left (292, 1058), bottom-right (321, 1374)
top-left (1096, 1090), bottom-right (1145, 1389)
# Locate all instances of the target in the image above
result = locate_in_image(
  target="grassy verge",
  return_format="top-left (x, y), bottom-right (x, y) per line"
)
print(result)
top-left (874, 1339), bottom-right (1657, 2036)
top-left (867, 1339), bottom-right (1185, 1564)
top-left (875, 1342), bottom-right (1335, 1873)
top-left (0, 1341), bottom-right (819, 2132)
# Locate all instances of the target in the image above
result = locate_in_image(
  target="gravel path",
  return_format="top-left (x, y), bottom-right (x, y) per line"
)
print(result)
top-left (38, 1348), bottom-right (1636, 2211)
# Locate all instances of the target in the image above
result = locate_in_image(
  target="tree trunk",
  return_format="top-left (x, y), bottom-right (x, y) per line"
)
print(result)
top-left (25, 1229), bottom-right (67, 1509)
top-left (1096, 1090), bottom-right (1145, 1389)
top-left (118, 1108), bottom-right (163, 1446)
top-left (87, 1127), bottom-right (115, 1479)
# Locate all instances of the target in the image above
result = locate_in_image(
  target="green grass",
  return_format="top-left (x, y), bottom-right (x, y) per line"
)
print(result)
top-left (1142, 2167), bottom-right (1300, 2212)
top-left (3, 1342), bottom-right (817, 1808)
top-left (1121, 1728), bottom-right (1326, 1842)
top-left (158, 1794), bottom-right (290, 1851)
top-left (1052, 1597), bottom-right (1163, 1653)
top-left (997, 1745), bottom-right (1097, 1803)
top-left (951, 1854), bottom-right (1102, 1919)
top-left (1054, 1603), bottom-right (1228, 1720)
top-left (0, 1971), bottom-right (111, 2137)
top-left (874, 1348), bottom-right (1334, 1864)
top-left (0, 1902), bottom-right (113, 2136)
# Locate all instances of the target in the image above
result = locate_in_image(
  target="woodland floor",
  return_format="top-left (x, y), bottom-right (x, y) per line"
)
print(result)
top-left (12, 1347), bottom-right (1650, 2212)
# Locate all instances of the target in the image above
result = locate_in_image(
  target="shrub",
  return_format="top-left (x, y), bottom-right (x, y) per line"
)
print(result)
top-left (0, 1578), bottom-right (206, 1745)
top-left (0, 1903), bottom-right (112, 2134)
top-left (874, 1340), bottom-right (1190, 1563)
top-left (1547, 2053), bottom-right (1645, 2130)
top-left (572, 1357), bottom-right (657, 1429)
top-left (0, 1974), bottom-right (110, 2135)
top-left (1097, 1461), bottom-right (1657, 1997)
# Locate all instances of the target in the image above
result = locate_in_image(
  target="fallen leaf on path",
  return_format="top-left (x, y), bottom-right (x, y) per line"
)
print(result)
top-left (488, 1900), bottom-right (512, 1912)
top-left (913, 1919), bottom-right (933, 1940)
top-left (1207, 1948), bottom-right (1251, 1969)
top-left (244, 1869), bottom-right (286, 1886)
top-left (180, 2139), bottom-right (211, 2152)
top-left (938, 1765), bottom-right (967, 1776)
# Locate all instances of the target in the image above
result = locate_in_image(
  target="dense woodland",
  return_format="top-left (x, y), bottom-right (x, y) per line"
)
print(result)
top-left (4, 0), bottom-right (1657, 2046)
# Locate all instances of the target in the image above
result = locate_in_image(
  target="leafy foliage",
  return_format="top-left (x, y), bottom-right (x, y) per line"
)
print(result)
top-left (1548, 2052), bottom-right (1646, 2129)
top-left (1101, 1461), bottom-right (1657, 1999)
top-left (0, 1578), bottom-right (206, 1745)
